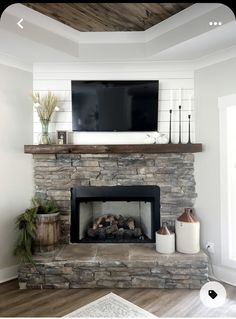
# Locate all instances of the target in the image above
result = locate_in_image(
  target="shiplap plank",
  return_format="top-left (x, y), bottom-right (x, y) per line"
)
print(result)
top-left (32, 89), bottom-right (193, 101)
top-left (33, 99), bottom-right (193, 111)
top-left (34, 110), bottom-right (194, 124)
top-left (33, 79), bottom-right (194, 90)
top-left (158, 121), bottom-right (195, 133)
top-left (34, 72), bottom-right (194, 81)
top-left (34, 111), bottom-right (72, 123)
top-left (33, 132), bottom-right (195, 145)
top-left (33, 73), bottom-right (193, 82)
top-left (33, 121), bottom-right (194, 134)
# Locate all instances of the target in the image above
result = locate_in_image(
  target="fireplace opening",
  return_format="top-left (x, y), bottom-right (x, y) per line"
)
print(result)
top-left (71, 186), bottom-right (160, 243)
top-left (79, 201), bottom-right (152, 242)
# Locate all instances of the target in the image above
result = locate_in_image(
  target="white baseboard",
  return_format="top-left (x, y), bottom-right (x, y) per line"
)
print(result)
top-left (0, 265), bottom-right (18, 283)
top-left (211, 264), bottom-right (236, 287)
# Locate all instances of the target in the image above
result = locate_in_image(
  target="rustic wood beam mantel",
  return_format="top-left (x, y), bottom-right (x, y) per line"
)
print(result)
top-left (24, 144), bottom-right (203, 154)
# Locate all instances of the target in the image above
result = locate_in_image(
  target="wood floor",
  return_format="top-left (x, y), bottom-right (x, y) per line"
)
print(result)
top-left (0, 280), bottom-right (236, 317)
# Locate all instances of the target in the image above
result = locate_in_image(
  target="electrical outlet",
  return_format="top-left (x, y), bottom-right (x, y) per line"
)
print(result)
top-left (206, 242), bottom-right (215, 254)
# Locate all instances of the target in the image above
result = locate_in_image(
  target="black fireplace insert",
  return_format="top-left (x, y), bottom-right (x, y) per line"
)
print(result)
top-left (71, 185), bottom-right (160, 243)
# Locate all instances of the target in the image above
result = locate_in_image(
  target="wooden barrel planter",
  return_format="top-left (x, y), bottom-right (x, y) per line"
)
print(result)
top-left (34, 213), bottom-right (60, 252)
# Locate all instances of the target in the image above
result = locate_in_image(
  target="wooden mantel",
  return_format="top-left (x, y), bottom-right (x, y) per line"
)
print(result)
top-left (24, 144), bottom-right (202, 154)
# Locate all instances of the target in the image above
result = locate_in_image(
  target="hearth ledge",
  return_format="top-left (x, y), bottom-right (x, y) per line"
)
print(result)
top-left (18, 244), bottom-right (208, 289)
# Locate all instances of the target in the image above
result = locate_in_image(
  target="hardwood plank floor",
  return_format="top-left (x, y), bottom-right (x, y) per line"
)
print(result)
top-left (0, 280), bottom-right (236, 317)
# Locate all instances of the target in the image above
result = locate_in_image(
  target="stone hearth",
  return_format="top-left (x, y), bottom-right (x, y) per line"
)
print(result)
top-left (18, 244), bottom-right (208, 289)
top-left (33, 153), bottom-right (196, 243)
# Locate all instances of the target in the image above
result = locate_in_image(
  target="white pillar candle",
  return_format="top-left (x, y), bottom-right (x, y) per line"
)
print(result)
top-left (179, 88), bottom-right (182, 106)
top-left (189, 94), bottom-right (192, 113)
top-left (170, 89), bottom-right (173, 109)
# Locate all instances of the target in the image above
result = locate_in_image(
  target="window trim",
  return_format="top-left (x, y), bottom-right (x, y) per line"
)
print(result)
top-left (219, 94), bottom-right (236, 269)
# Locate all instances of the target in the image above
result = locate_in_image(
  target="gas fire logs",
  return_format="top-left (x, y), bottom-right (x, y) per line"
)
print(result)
top-left (87, 214), bottom-right (142, 240)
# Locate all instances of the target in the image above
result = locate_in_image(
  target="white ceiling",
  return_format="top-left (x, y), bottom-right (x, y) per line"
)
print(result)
top-left (0, 3), bottom-right (235, 70)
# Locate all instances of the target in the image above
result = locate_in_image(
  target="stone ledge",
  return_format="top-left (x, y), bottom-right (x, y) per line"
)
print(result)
top-left (18, 244), bottom-right (208, 289)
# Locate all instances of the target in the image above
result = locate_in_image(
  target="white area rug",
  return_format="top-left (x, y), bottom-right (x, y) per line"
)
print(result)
top-left (64, 292), bottom-right (157, 318)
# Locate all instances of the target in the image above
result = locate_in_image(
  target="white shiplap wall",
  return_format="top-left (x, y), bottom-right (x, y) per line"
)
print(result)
top-left (33, 62), bottom-right (194, 144)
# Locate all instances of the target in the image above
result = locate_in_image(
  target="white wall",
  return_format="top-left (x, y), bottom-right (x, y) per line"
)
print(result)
top-left (0, 63), bottom-right (33, 282)
top-left (33, 62), bottom-right (195, 145)
top-left (195, 56), bottom-right (236, 285)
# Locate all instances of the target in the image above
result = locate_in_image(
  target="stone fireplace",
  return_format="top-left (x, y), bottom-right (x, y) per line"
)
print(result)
top-left (33, 152), bottom-right (197, 243)
top-left (19, 145), bottom-right (208, 289)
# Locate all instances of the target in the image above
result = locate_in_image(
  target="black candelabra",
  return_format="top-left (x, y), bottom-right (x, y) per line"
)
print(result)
top-left (169, 105), bottom-right (191, 144)
top-left (178, 105), bottom-right (182, 144)
top-left (168, 109), bottom-right (172, 144)
top-left (188, 114), bottom-right (191, 144)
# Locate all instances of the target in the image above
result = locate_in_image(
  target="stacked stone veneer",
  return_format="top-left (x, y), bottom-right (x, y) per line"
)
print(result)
top-left (18, 245), bottom-right (208, 289)
top-left (33, 153), bottom-right (197, 243)
top-left (34, 153), bottom-right (196, 243)
top-left (19, 154), bottom-right (208, 289)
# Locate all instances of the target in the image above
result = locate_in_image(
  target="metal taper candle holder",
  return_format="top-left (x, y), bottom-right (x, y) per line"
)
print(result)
top-left (178, 105), bottom-right (182, 144)
top-left (168, 109), bottom-right (172, 144)
top-left (188, 114), bottom-right (191, 144)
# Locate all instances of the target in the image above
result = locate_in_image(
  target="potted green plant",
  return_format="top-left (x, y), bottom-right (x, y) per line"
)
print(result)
top-left (14, 197), bottom-right (60, 263)
top-left (14, 206), bottom-right (37, 264)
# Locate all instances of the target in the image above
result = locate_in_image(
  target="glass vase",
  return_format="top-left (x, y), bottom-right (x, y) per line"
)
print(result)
top-left (40, 119), bottom-right (51, 144)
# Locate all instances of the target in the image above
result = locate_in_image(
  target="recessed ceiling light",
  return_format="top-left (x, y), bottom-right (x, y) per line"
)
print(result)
top-left (218, 21), bottom-right (222, 25)
top-left (214, 21), bottom-right (218, 26)
top-left (209, 21), bottom-right (213, 26)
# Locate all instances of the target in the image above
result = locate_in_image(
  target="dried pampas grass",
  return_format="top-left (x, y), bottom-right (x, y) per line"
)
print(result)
top-left (31, 91), bottom-right (58, 121)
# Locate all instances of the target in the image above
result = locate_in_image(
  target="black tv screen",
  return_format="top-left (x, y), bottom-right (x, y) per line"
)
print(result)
top-left (72, 80), bottom-right (158, 132)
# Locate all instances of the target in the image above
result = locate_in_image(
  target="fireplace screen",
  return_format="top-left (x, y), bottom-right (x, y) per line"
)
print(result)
top-left (71, 186), bottom-right (160, 243)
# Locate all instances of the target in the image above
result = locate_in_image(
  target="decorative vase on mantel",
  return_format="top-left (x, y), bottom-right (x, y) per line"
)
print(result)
top-left (40, 119), bottom-right (51, 144)
top-left (30, 91), bottom-right (59, 145)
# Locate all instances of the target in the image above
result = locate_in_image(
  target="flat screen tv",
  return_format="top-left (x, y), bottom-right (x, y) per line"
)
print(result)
top-left (72, 80), bottom-right (158, 132)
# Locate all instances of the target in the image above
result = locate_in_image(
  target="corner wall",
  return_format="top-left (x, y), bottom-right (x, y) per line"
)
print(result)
top-left (0, 63), bottom-right (33, 282)
top-left (194, 56), bottom-right (236, 285)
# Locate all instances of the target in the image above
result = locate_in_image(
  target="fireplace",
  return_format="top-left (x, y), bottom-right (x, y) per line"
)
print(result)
top-left (71, 186), bottom-right (160, 243)
top-left (21, 151), bottom-right (209, 289)
top-left (32, 152), bottom-right (197, 243)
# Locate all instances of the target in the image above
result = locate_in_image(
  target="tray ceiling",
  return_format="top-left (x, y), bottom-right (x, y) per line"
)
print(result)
top-left (23, 3), bottom-right (193, 32)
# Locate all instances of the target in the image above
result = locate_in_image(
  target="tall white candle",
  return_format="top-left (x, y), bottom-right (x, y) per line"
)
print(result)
top-left (170, 89), bottom-right (173, 109)
top-left (189, 94), bottom-right (192, 113)
top-left (179, 88), bottom-right (182, 106)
